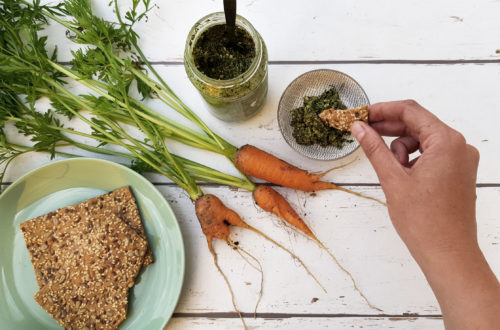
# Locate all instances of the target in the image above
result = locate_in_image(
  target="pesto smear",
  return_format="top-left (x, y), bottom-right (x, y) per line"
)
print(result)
top-left (192, 24), bottom-right (255, 80)
top-left (291, 87), bottom-right (353, 147)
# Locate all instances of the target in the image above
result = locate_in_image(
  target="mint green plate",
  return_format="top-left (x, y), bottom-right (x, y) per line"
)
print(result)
top-left (0, 158), bottom-right (185, 329)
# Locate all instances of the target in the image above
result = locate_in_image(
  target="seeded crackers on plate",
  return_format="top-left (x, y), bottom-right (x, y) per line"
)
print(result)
top-left (20, 186), bottom-right (152, 329)
top-left (0, 158), bottom-right (184, 330)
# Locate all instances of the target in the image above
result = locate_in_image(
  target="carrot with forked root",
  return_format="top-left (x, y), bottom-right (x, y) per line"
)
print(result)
top-left (195, 194), bottom-right (252, 329)
top-left (253, 185), bottom-right (381, 311)
top-left (235, 145), bottom-right (386, 206)
top-left (7, 3), bottom-right (383, 324)
top-left (195, 194), bottom-right (326, 325)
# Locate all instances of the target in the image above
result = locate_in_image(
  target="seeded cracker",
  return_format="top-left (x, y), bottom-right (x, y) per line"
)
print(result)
top-left (88, 186), bottom-right (153, 266)
top-left (319, 105), bottom-right (369, 131)
top-left (35, 282), bottom-right (129, 330)
top-left (20, 187), bottom-right (152, 288)
top-left (22, 206), bottom-right (146, 329)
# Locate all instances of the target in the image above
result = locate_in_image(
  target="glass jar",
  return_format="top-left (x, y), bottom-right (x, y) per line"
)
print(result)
top-left (184, 12), bottom-right (268, 122)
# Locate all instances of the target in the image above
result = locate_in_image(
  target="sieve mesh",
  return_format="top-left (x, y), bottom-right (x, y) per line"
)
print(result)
top-left (277, 69), bottom-right (370, 160)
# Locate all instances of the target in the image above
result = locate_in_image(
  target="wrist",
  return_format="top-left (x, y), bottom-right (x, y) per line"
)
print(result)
top-left (415, 241), bottom-right (482, 274)
top-left (416, 246), bottom-right (500, 328)
top-left (415, 241), bottom-right (490, 294)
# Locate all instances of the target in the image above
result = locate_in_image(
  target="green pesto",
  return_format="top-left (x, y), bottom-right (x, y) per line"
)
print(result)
top-left (184, 13), bottom-right (268, 122)
top-left (192, 24), bottom-right (255, 80)
top-left (291, 87), bottom-right (353, 147)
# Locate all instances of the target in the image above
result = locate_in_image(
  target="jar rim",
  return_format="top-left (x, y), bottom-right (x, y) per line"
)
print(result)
top-left (184, 12), bottom-right (263, 89)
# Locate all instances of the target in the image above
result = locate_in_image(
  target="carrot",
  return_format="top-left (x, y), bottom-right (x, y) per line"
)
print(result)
top-left (195, 194), bottom-right (250, 243)
top-left (195, 194), bottom-right (251, 329)
top-left (253, 185), bottom-right (315, 239)
top-left (253, 185), bottom-right (382, 311)
top-left (194, 194), bottom-right (326, 302)
top-left (235, 145), bottom-right (386, 205)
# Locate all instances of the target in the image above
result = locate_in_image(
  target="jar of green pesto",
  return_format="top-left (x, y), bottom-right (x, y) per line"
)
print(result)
top-left (184, 12), bottom-right (268, 122)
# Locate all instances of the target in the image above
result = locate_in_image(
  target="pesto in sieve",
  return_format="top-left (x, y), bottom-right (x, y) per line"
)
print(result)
top-left (291, 87), bottom-right (353, 147)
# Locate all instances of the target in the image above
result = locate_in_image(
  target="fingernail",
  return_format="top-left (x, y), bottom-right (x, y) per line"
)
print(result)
top-left (351, 121), bottom-right (366, 141)
top-left (392, 150), bottom-right (404, 164)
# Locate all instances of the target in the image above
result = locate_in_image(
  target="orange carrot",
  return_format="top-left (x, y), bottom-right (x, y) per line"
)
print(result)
top-left (252, 185), bottom-right (381, 311)
top-left (253, 185), bottom-right (316, 239)
top-left (235, 145), bottom-right (331, 191)
top-left (235, 145), bottom-right (386, 205)
top-left (195, 194), bottom-right (253, 329)
top-left (195, 194), bottom-right (250, 245)
top-left (195, 194), bottom-right (326, 291)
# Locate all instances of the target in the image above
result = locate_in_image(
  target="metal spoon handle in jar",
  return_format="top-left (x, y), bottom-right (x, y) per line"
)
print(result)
top-left (223, 0), bottom-right (236, 41)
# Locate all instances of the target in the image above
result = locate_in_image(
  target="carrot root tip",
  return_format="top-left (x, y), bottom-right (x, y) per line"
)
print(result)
top-left (229, 240), bottom-right (264, 319)
top-left (315, 239), bottom-right (382, 312)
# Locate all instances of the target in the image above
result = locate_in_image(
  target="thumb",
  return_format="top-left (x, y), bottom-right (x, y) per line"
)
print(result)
top-left (351, 121), bottom-right (403, 184)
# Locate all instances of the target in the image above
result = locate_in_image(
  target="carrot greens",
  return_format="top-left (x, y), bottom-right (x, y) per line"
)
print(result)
top-left (1, 0), bottom-right (383, 316)
top-left (0, 0), bottom-right (255, 195)
top-left (30, 0), bottom-right (235, 157)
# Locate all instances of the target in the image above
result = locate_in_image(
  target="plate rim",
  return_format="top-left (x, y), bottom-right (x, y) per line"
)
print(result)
top-left (0, 157), bottom-right (185, 329)
top-left (277, 68), bottom-right (370, 161)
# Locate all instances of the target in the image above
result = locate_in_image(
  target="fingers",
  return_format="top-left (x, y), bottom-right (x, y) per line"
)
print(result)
top-left (368, 100), bottom-right (444, 142)
top-left (466, 144), bottom-right (480, 174)
top-left (371, 121), bottom-right (407, 136)
top-left (351, 121), bottom-right (405, 184)
top-left (467, 144), bottom-right (480, 163)
top-left (390, 136), bottom-right (420, 166)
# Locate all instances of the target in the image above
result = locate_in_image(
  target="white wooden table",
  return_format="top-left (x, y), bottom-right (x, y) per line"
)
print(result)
top-left (4, 0), bottom-right (500, 329)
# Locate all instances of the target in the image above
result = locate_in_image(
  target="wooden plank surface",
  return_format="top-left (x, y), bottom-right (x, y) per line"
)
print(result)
top-left (3, 64), bottom-right (500, 184)
top-left (166, 316), bottom-right (444, 329)
top-left (153, 185), bottom-right (500, 316)
top-left (1, 181), bottom-right (498, 326)
top-left (4, 1), bottom-right (500, 329)
top-left (41, 0), bottom-right (500, 62)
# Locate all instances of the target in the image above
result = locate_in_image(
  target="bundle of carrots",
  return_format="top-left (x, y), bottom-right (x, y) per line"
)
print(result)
top-left (0, 1), bottom-right (385, 327)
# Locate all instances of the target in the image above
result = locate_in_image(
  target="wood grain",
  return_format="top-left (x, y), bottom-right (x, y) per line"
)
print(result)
top-left (3, 64), bottom-right (500, 184)
top-left (40, 0), bottom-right (500, 61)
top-left (5, 2), bottom-right (500, 328)
top-left (166, 316), bottom-right (444, 329)
top-left (159, 185), bottom-right (499, 315)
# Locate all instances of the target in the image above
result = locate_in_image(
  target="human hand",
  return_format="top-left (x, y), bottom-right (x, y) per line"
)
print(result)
top-left (351, 100), bottom-right (500, 329)
top-left (351, 100), bottom-right (479, 262)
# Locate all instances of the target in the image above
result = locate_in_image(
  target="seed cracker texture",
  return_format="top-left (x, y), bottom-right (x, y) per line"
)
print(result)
top-left (20, 186), bottom-right (151, 329)
top-left (319, 105), bottom-right (369, 131)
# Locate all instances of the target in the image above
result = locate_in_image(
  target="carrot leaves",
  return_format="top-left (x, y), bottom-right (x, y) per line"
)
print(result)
top-left (0, 0), bottom-right (256, 197)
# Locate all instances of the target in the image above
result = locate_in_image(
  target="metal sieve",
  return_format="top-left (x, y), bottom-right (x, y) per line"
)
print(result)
top-left (277, 69), bottom-right (370, 160)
